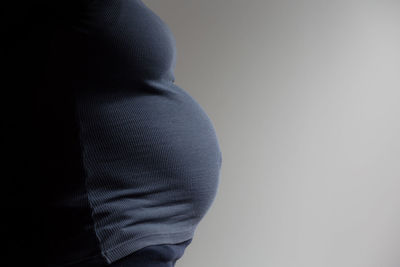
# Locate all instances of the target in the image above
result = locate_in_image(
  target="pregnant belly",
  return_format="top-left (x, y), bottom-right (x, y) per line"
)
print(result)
top-left (75, 80), bottom-right (222, 223)
top-left (37, 0), bottom-right (221, 265)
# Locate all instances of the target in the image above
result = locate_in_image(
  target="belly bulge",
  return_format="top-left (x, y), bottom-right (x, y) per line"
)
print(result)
top-left (49, 0), bottom-right (223, 221)
top-left (75, 84), bottom-right (222, 222)
top-left (38, 0), bottom-right (222, 265)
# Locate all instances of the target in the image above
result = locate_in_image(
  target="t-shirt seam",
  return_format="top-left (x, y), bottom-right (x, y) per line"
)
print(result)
top-left (72, 93), bottom-right (106, 259)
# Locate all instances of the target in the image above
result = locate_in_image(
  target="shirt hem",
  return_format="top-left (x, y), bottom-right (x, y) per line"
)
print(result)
top-left (102, 229), bottom-right (195, 264)
top-left (52, 229), bottom-right (195, 267)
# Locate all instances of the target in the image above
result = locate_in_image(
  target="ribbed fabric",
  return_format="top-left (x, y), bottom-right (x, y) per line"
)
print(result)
top-left (2, 0), bottom-right (222, 266)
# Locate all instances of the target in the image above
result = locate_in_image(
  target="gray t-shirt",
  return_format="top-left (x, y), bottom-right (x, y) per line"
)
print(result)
top-left (45, 0), bottom-right (221, 266)
top-left (3, 0), bottom-right (222, 266)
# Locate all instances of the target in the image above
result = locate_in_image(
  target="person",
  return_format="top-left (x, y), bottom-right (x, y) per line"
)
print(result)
top-left (1, 0), bottom-right (222, 266)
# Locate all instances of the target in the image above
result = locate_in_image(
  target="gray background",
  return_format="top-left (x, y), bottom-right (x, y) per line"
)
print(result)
top-left (145, 1), bottom-right (400, 266)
